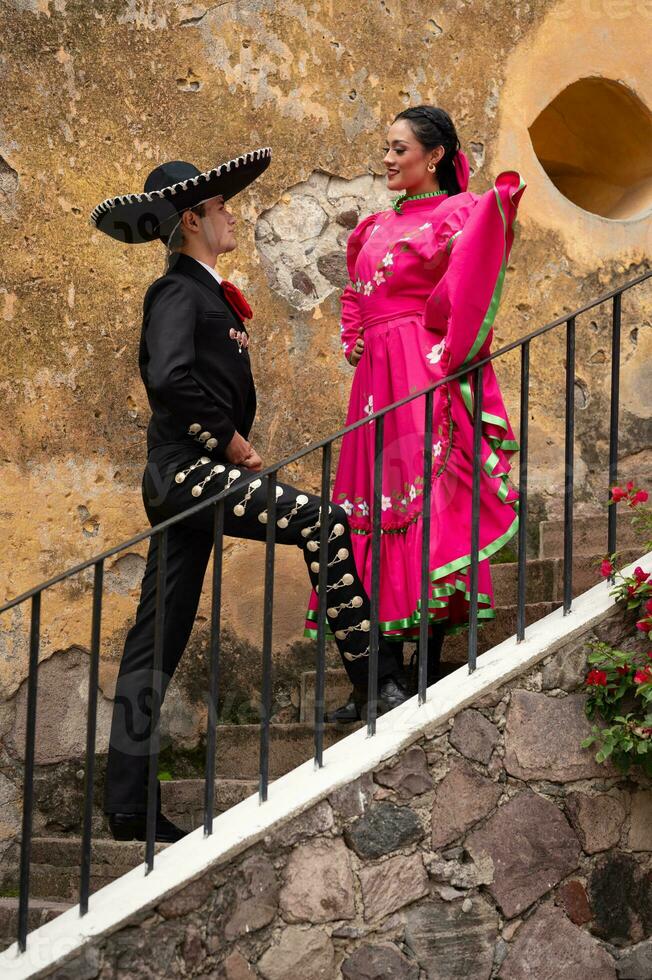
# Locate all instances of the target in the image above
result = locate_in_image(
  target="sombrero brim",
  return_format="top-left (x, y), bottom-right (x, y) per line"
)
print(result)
top-left (90, 147), bottom-right (272, 244)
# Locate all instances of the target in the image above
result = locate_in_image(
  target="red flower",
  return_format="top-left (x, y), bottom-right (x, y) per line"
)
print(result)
top-left (634, 567), bottom-right (650, 583)
top-left (221, 279), bottom-right (253, 321)
top-left (638, 619), bottom-right (652, 634)
top-left (611, 486), bottom-right (627, 503)
top-left (634, 667), bottom-right (652, 684)
top-left (645, 599), bottom-right (652, 614)
top-left (600, 558), bottom-right (614, 578)
top-left (627, 584), bottom-right (638, 597)
top-left (586, 669), bottom-right (608, 686)
top-left (617, 664), bottom-right (630, 676)
top-left (631, 490), bottom-right (649, 506)
top-left (626, 480), bottom-right (634, 491)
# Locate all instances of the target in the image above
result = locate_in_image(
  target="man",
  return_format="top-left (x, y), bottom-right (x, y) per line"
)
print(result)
top-left (90, 149), bottom-right (410, 843)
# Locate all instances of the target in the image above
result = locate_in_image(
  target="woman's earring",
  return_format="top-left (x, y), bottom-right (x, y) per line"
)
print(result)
top-left (427, 163), bottom-right (437, 173)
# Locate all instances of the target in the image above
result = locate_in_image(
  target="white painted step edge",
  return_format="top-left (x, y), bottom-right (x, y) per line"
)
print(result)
top-left (2, 551), bottom-right (650, 980)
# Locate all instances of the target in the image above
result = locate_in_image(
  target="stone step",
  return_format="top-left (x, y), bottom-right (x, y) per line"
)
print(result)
top-left (161, 777), bottom-right (260, 832)
top-left (3, 837), bottom-right (169, 904)
top-left (0, 897), bottom-right (72, 953)
top-left (538, 516), bottom-right (640, 558)
top-left (491, 551), bottom-right (637, 605)
top-left (159, 722), bottom-right (361, 782)
top-left (300, 601), bottom-right (559, 720)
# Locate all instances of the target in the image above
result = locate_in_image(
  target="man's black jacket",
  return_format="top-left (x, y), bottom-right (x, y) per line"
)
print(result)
top-left (139, 251), bottom-right (256, 460)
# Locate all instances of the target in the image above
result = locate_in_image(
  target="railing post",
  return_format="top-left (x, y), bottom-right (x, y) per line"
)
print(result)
top-left (80, 560), bottom-right (104, 915)
top-left (314, 444), bottom-right (331, 768)
top-left (203, 499), bottom-right (225, 836)
top-left (418, 389), bottom-right (434, 704)
top-left (516, 343), bottom-right (529, 642)
top-left (17, 592), bottom-right (41, 952)
top-left (366, 415), bottom-right (384, 735)
top-left (259, 472), bottom-right (277, 802)
top-left (468, 366), bottom-right (483, 673)
top-left (563, 317), bottom-right (576, 614)
top-left (607, 292), bottom-right (621, 559)
top-left (145, 528), bottom-right (167, 873)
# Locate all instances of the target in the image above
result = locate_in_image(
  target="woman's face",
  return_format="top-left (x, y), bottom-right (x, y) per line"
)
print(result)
top-left (383, 119), bottom-right (444, 194)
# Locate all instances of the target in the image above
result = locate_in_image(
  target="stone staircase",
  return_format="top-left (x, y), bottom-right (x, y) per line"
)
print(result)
top-left (0, 516), bottom-right (639, 954)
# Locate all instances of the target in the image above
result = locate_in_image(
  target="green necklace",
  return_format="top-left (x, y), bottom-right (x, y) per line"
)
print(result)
top-left (392, 189), bottom-right (448, 214)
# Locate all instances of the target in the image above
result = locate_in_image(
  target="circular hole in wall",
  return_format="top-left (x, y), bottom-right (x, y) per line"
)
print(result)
top-left (528, 77), bottom-right (652, 219)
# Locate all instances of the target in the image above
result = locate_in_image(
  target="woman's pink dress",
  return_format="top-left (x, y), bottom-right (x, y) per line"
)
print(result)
top-left (305, 171), bottom-right (527, 642)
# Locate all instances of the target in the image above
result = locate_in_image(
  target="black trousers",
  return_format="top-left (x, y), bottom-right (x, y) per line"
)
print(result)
top-left (103, 445), bottom-right (401, 814)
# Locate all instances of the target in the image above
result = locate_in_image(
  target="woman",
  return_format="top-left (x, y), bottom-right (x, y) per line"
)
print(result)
top-left (305, 105), bottom-right (527, 720)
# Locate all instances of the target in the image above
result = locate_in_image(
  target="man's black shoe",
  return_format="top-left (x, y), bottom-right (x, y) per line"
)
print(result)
top-left (325, 692), bottom-right (362, 723)
top-left (355, 672), bottom-right (412, 721)
top-left (107, 811), bottom-right (188, 843)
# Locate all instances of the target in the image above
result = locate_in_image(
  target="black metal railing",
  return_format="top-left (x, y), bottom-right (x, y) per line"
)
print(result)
top-left (1, 270), bottom-right (650, 953)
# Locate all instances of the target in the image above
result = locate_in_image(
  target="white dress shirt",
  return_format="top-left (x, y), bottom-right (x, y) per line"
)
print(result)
top-left (192, 256), bottom-right (223, 286)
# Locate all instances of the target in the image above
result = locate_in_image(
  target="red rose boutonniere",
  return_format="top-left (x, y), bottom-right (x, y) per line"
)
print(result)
top-left (221, 279), bottom-right (253, 321)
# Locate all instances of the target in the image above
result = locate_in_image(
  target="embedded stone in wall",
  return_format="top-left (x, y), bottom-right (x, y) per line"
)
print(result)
top-left (500, 903), bottom-right (616, 980)
top-left (329, 772), bottom-right (374, 820)
top-left (504, 690), bottom-right (610, 781)
top-left (221, 950), bottom-right (256, 980)
top-left (449, 708), bottom-right (500, 765)
top-left (465, 790), bottom-right (581, 918)
top-left (588, 852), bottom-right (652, 946)
top-left (403, 894), bottom-right (498, 980)
top-left (565, 791), bottom-right (626, 854)
top-left (616, 938), bottom-right (652, 980)
top-left (374, 746), bottom-right (434, 799)
top-left (344, 801), bottom-right (424, 859)
top-left (341, 942), bottom-right (419, 980)
top-left (359, 852), bottom-right (429, 922)
top-left (275, 799), bottom-right (334, 848)
top-left (223, 854), bottom-right (280, 941)
top-left (12, 647), bottom-right (114, 764)
top-left (0, 154), bottom-right (18, 221)
top-left (430, 758), bottom-right (502, 849)
top-left (257, 925), bottom-right (336, 980)
top-left (255, 171), bottom-right (393, 311)
top-left (628, 790), bottom-right (652, 851)
top-left (555, 879), bottom-right (592, 926)
top-left (279, 837), bottom-right (355, 923)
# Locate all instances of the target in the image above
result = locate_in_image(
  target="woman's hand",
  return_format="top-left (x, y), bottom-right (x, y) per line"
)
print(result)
top-left (348, 335), bottom-right (365, 367)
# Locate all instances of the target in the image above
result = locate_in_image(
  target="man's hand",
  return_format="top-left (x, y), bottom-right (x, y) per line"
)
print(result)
top-left (348, 334), bottom-right (365, 367)
top-left (226, 432), bottom-right (263, 472)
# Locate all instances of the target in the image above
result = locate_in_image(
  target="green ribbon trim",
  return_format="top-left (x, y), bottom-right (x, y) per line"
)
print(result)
top-left (446, 230), bottom-right (462, 255)
top-left (429, 513), bottom-right (519, 583)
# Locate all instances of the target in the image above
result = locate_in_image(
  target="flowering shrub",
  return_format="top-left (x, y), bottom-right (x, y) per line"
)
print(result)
top-left (582, 482), bottom-right (652, 774)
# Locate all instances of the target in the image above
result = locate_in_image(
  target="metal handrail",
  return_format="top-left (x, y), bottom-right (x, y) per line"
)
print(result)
top-left (2, 268), bottom-right (648, 615)
top-left (3, 268), bottom-right (650, 953)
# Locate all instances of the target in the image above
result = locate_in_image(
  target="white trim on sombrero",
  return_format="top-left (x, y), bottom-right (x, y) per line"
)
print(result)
top-left (89, 147), bottom-right (272, 227)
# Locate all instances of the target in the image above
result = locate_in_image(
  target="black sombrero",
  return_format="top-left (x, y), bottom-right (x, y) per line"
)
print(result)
top-left (90, 147), bottom-right (272, 245)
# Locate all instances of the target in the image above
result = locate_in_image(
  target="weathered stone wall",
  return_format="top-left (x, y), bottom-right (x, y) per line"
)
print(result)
top-left (1, 0), bottom-right (651, 837)
top-left (37, 602), bottom-right (652, 979)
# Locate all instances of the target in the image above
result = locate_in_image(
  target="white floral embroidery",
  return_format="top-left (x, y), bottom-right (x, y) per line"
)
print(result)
top-left (401, 497), bottom-right (408, 507)
top-left (355, 277), bottom-right (363, 292)
top-left (427, 340), bottom-right (446, 365)
top-left (358, 500), bottom-right (370, 517)
top-left (363, 395), bottom-right (374, 416)
top-left (342, 499), bottom-right (354, 516)
top-left (409, 484), bottom-right (417, 502)
top-left (381, 494), bottom-right (392, 511)
top-left (433, 440), bottom-right (443, 458)
top-left (373, 270), bottom-right (385, 286)
top-left (363, 281), bottom-right (373, 296)
top-left (419, 222), bottom-right (432, 231)
top-left (382, 251), bottom-right (394, 267)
